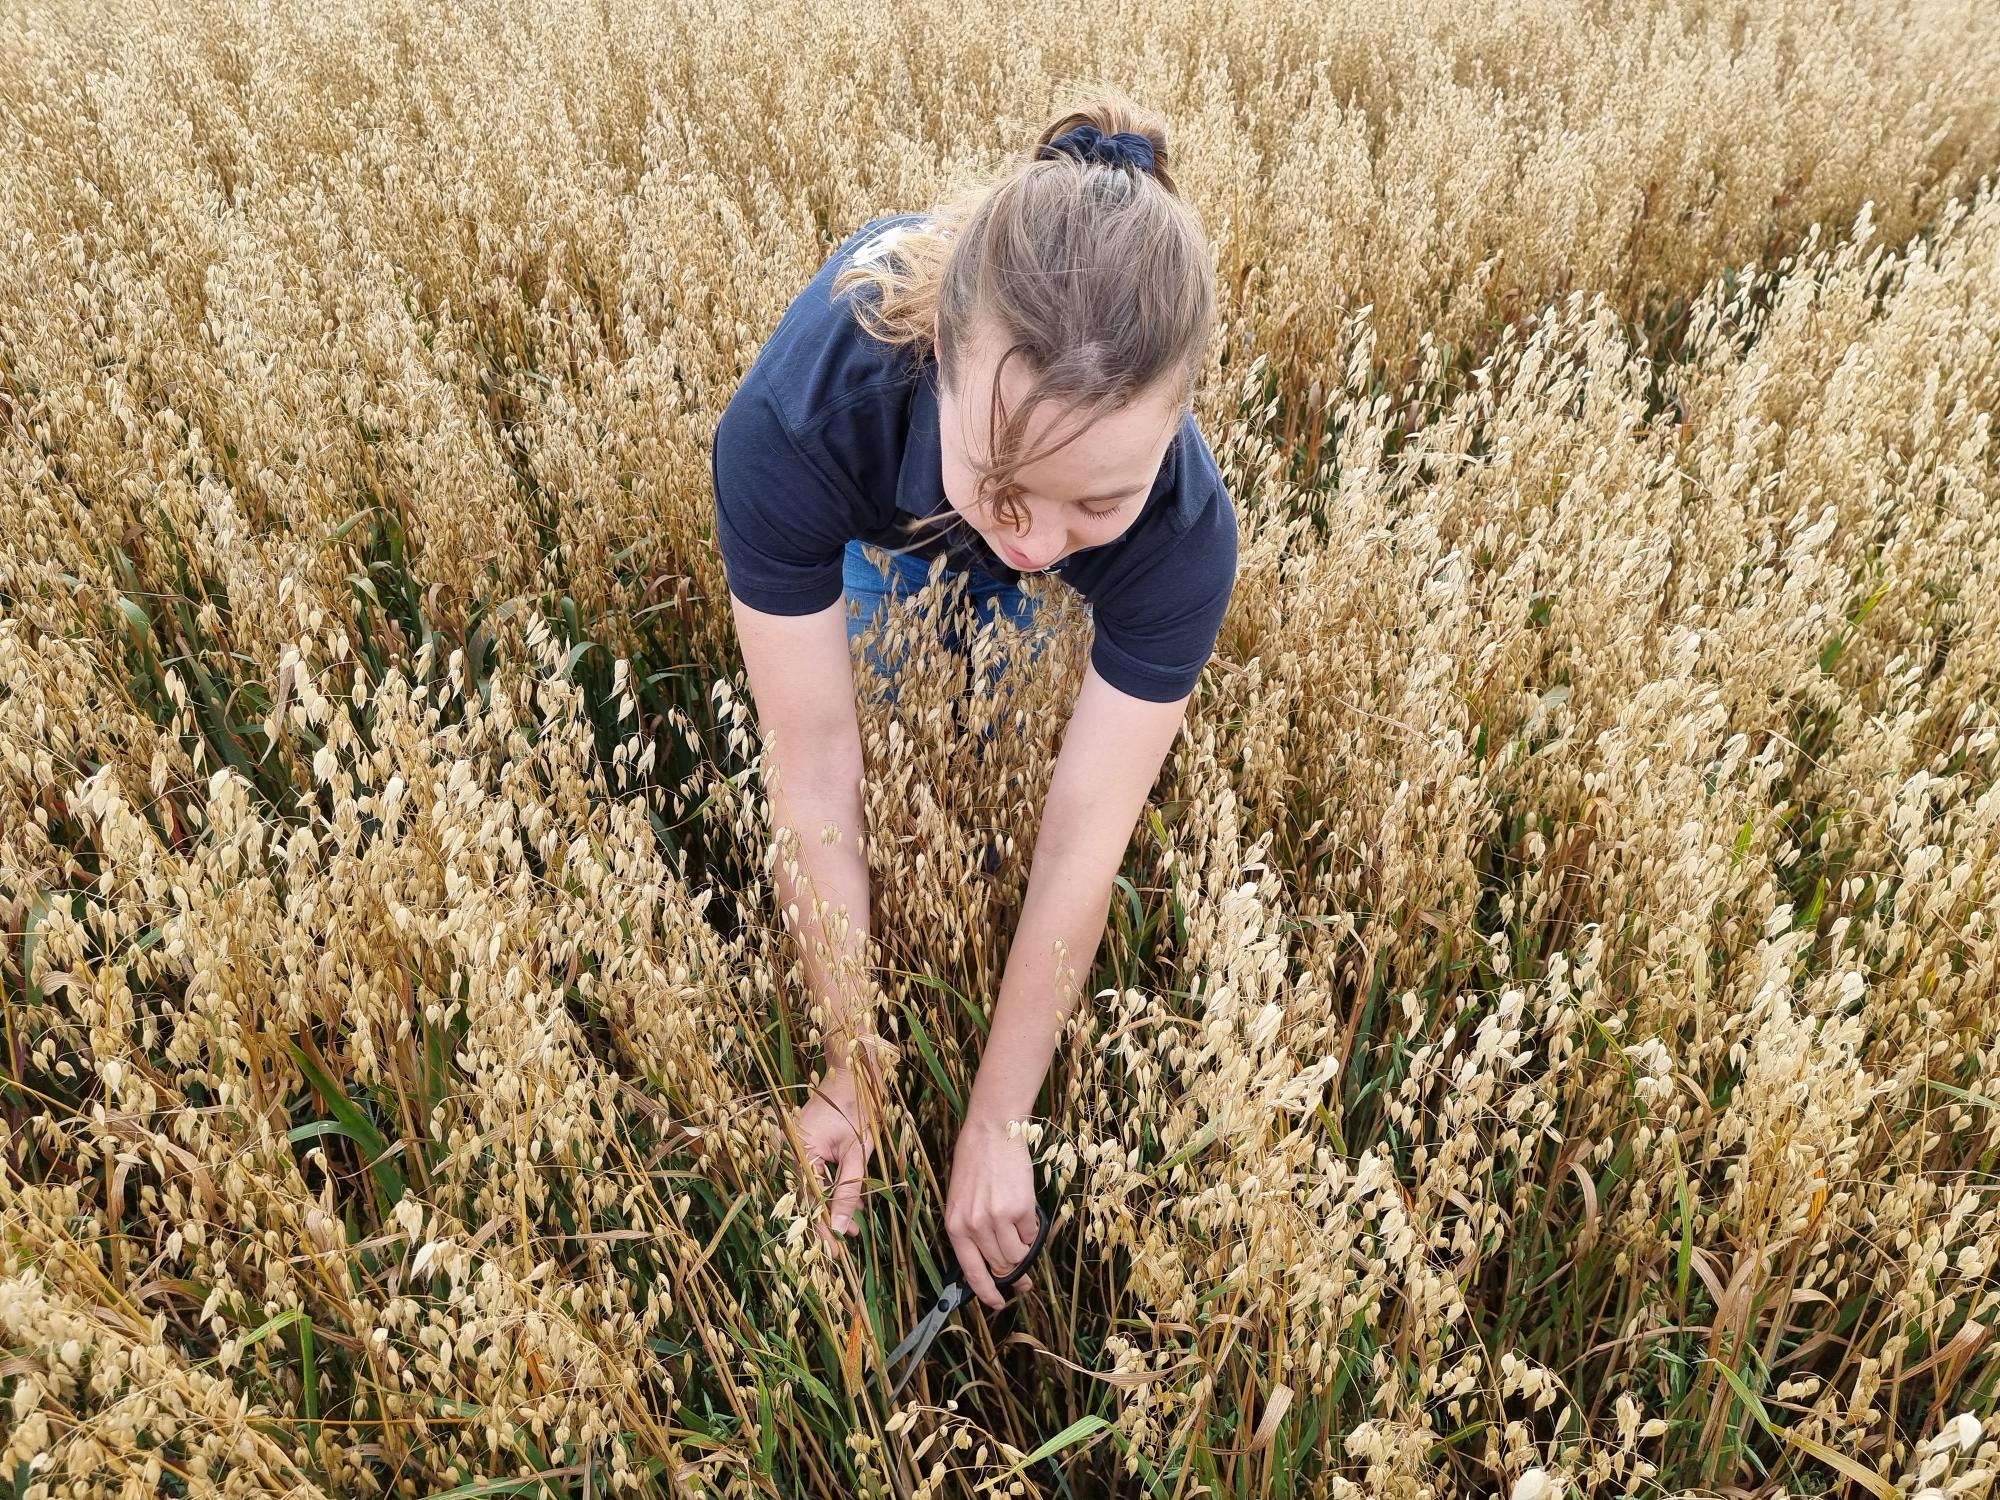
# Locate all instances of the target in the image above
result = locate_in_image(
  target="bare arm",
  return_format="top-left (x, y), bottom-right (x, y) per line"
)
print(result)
top-left (963, 663), bottom-right (1190, 1135)
top-left (943, 661), bottom-right (1191, 1305)
top-left (728, 591), bottom-right (881, 1084)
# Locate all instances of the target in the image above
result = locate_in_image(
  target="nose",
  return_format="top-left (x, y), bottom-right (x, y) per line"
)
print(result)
top-left (1015, 538), bottom-right (1062, 569)
top-left (1009, 519), bottom-right (1064, 570)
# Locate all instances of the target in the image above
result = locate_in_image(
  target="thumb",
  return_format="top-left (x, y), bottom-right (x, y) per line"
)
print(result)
top-left (828, 1139), bottom-right (866, 1235)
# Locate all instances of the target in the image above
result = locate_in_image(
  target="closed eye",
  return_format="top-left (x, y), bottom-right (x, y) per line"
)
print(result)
top-left (1080, 498), bottom-right (1130, 518)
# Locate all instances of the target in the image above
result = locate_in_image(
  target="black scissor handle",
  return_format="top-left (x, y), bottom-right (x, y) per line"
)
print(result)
top-left (992, 1203), bottom-right (1051, 1291)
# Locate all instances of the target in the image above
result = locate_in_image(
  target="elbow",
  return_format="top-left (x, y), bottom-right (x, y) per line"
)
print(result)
top-left (1029, 804), bottom-right (1126, 893)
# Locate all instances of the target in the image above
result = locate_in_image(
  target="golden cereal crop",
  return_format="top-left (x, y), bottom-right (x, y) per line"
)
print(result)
top-left (3, 0), bottom-right (2000, 1496)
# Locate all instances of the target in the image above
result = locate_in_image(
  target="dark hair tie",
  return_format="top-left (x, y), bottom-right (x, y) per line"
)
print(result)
top-left (1037, 122), bottom-right (1158, 177)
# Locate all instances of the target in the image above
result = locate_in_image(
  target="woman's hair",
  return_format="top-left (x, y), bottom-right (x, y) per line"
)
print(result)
top-left (830, 85), bottom-right (1216, 543)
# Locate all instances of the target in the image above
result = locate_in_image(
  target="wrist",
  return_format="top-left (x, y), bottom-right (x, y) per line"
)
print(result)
top-left (964, 1098), bottom-right (1034, 1137)
top-left (825, 1032), bottom-right (896, 1076)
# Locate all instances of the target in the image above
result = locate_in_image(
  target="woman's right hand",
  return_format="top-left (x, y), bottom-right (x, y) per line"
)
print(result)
top-left (795, 1062), bottom-right (880, 1251)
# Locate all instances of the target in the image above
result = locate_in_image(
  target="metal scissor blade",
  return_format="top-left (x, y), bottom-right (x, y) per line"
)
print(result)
top-left (883, 1281), bottom-right (969, 1399)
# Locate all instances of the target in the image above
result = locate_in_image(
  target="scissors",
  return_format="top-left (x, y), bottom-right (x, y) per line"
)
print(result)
top-left (882, 1203), bottom-right (1051, 1401)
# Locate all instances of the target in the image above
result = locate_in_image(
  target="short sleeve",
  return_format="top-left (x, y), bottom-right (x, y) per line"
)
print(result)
top-left (710, 377), bottom-right (860, 614)
top-left (1087, 490), bottom-right (1239, 702)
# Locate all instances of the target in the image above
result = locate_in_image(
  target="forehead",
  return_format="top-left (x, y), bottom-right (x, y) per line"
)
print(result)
top-left (945, 333), bottom-right (1180, 472)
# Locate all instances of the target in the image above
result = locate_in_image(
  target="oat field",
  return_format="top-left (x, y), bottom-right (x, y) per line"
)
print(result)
top-left (5, 0), bottom-right (2000, 1496)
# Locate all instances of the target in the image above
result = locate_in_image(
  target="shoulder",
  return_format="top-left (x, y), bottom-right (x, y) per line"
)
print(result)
top-left (725, 210), bottom-right (930, 443)
top-left (1169, 423), bottom-right (1238, 567)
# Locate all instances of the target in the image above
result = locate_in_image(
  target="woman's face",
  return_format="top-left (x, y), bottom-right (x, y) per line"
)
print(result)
top-left (934, 312), bottom-right (1182, 573)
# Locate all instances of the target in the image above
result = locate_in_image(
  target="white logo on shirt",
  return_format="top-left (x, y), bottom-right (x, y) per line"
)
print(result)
top-left (850, 227), bottom-right (906, 267)
top-left (850, 217), bottom-right (947, 268)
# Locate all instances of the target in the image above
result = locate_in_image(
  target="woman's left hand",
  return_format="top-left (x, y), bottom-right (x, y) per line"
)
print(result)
top-left (944, 1114), bottom-right (1040, 1311)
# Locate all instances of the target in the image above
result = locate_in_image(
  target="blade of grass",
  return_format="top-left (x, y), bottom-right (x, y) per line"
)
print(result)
top-left (988, 1415), bottom-right (1112, 1484)
top-left (897, 999), bottom-right (965, 1115)
top-left (298, 1314), bottom-right (320, 1457)
top-left (424, 1474), bottom-right (582, 1500)
top-left (189, 1307), bottom-right (303, 1371)
top-left (1710, 1356), bottom-right (1898, 1500)
top-left (287, 1041), bottom-right (408, 1209)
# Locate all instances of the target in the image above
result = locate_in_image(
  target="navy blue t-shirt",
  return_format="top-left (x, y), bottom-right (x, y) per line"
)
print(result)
top-left (710, 211), bottom-right (1239, 702)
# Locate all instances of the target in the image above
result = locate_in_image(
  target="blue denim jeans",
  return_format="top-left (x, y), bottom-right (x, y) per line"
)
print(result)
top-left (842, 539), bottom-right (1052, 712)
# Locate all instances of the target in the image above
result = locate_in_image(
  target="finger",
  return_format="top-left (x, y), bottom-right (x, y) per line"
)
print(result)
top-left (805, 1157), bottom-right (845, 1250)
top-left (1002, 1208), bottom-right (1042, 1286)
top-left (828, 1143), bottom-right (865, 1235)
top-left (974, 1223), bottom-right (1028, 1311)
top-left (808, 1162), bottom-right (848, 1250)
top-left (805, 1153), bottom-right (836, 1208)
top-left (950, 1224), bottom-right (1006, 1312)
top-left (989, 1217), bottom-right (1033, 1277)
top-left (812, 1181), bottom-right (844, 1254)
top-left (1016, 1206), bottom-right (1043, 1253)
